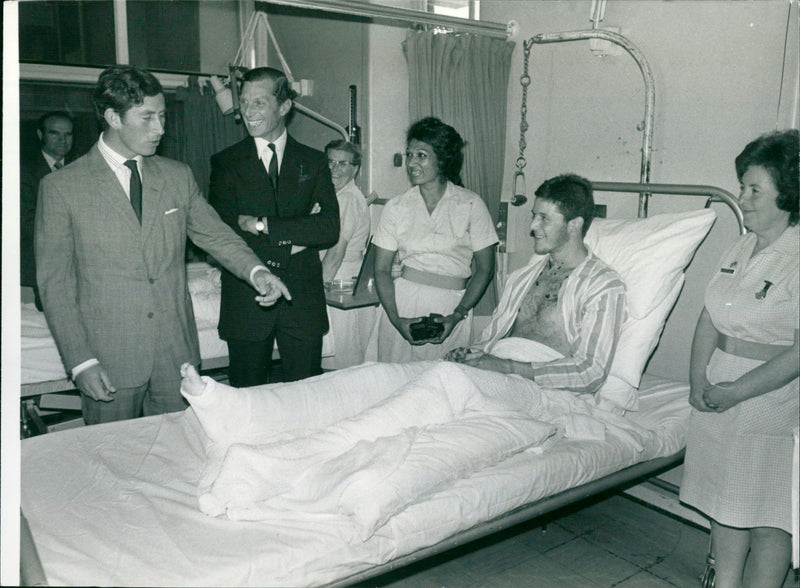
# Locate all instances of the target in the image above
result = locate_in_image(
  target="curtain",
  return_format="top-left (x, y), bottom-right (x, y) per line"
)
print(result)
top-left (405, 30), bottom-right (515, 313)
top-left (173, 76), bottom-right (247, 198)
top-left (170, 77), bottom-right (247, 260)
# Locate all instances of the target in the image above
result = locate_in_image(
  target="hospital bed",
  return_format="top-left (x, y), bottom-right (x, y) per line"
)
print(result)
top-left (21, 261), bottom-right (230, 398)
top-left (19, 262), bottom-right (230, 435)
top-left (19, 183), bottom-right (744, 587)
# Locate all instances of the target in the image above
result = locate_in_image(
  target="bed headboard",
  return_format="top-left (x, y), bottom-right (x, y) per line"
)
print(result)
top-left (591, 181), bottom-right (745, 235)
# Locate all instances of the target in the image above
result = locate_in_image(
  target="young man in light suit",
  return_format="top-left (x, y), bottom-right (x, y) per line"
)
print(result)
top-left (35, 65), bottom-right (291, 425)
top-left (209, 67), bottom-right (339, 386)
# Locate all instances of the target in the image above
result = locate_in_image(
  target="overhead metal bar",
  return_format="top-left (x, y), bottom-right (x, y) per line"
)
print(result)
top-left (261, 0), bottom-right (514, 39)
top-left (530, 29), bottom-right (655, 217)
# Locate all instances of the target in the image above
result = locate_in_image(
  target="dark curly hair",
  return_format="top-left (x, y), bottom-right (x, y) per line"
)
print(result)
top-left (406, 117), bottom-right (465, 186)
top-left (534, 174), bottom-right (596, 236)
top-left (93, 65), bottom-right (163, 129)
top-left (735, 129), bottom-right (799, 225)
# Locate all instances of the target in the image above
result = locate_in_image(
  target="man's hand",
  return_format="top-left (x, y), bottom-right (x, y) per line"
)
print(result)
top-left (74, 363), bottom-right (116, 402)
top-left (238, 214), bottom-right (262, 235)
top-left (252, 269), bottom-right (292, 306)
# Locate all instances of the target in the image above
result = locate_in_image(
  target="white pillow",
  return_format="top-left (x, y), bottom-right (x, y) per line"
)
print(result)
top-left (584, 209), bottom-right (716, 319)
top-left (596, 277), bottom-right (684, 412)
top-left (586, 209), bottom-right (715, 412)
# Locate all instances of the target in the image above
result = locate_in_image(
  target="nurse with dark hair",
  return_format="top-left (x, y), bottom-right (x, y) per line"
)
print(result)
top-left (370, 117), bottom-right (498, 362)
top-left (681, 129), bottom-right (799, 588)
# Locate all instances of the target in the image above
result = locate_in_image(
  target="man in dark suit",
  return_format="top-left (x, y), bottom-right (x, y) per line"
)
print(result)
top-left (209, 67), bottom-right (340, 387)
top-left (21, 111), bottom-right (75, 310)
top-left (36, 65), bottom-right (290, 425)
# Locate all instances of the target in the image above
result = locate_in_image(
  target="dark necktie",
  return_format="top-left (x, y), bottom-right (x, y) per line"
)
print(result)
top-left (53, 161), bottom-right (63, 170)
top-left (124, 159), bottom-right (142, 223)
top-left (267, 143), bottom-right (278, 190)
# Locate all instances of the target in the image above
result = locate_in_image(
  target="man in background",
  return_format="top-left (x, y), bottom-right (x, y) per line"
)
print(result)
top-left (209, 67), bottom-right (339, 387)
top-left (21, 111), bottom-right (75, 310)
top-left (36, 65), bottom-right (290, 425)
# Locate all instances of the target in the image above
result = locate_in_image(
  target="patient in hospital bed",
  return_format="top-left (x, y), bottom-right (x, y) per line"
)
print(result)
top-left (447, 174), bottom-right (625, 396)
top-left (172, 173), bottom-right (716, 539)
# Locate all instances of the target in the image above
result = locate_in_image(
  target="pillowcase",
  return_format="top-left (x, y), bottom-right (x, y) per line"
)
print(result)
top-left (596, 277), bottom-right (684, 412)
top-left (187, 262), bottom-right (223, 324)
top-left (585, 209), bottom-right (715, 412)
top-left (584, 209), bottom-right (716, 319)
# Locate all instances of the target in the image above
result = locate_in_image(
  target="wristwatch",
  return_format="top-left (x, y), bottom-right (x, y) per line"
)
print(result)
top-left (255, 218), bottom-right (266, 233)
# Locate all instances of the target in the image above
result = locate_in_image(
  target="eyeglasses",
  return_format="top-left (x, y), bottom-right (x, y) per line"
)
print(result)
top-left (327, 160), bottom-right (356, 170)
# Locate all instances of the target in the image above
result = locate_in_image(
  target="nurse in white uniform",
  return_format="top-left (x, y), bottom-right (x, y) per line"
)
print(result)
top-left (370, 117), bottom-right (498, 362)
top-left (320, 140), bottom-right (373, 369)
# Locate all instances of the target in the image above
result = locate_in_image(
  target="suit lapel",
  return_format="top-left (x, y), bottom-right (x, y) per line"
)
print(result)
top-left (239, 137), bottom-right (278, 212)
top-left (86, 146), bottom-right (143, 234)
top-left (140, 157), bottom-right (165, 242)
top-left (276, 137), bottom-right (302, 214)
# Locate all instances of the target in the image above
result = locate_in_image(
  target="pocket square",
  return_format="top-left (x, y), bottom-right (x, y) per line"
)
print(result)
top-left (165, 208), bottom-right (180, 215)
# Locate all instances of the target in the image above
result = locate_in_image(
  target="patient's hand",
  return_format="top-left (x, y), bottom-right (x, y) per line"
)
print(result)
top-left (444, 347), bottom-right (484, 363)
top-left (180, 362), bottom-right (206, 397)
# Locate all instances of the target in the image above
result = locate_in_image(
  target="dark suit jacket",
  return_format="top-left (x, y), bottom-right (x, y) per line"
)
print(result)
top-left (209, 135), bottom-right (339, 341)
top-left (36, 145), bottom-right (264, 387)
top-left (20, 150), bottom-right (72, 286)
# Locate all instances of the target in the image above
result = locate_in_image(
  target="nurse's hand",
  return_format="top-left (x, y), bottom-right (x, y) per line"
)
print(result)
top-left (689, 374), bottom-right (716, 411)
top-left (702, 381), bottom-right (741, 412)
top-left (428, 314), bottom-right (460, 344)
top-left (392, 316), bottom-right (424, 345)
top-left (74, 363), bottom-right (116, 402)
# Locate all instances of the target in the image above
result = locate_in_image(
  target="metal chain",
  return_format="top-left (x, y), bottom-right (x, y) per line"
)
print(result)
top-left (516, 39), bottom-right (533, 174)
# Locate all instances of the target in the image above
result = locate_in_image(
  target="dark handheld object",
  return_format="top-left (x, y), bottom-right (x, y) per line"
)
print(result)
top-left (409, 314), bottom-right (444, 341)
top-left (348, 85), bottom-right (361, 146)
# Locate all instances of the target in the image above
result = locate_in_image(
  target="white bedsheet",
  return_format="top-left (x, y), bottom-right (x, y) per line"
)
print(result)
top-left (21, 372), bottom-right (690, 587)
top-left (21, 262), bottom-right (333, 388)
top-left (21, 262), bottom-right (229, 386)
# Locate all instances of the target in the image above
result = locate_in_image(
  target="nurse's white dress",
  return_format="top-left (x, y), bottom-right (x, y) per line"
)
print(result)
top-left (321, 180), bottom-right (373, 370)
top-left (680, 226), bottom-right (799, 533)
top-left (369, 182), bottom-right (498, 362)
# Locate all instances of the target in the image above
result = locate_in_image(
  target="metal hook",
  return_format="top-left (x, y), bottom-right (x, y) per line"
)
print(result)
top-left (511, 170), bottom-right (528, 206)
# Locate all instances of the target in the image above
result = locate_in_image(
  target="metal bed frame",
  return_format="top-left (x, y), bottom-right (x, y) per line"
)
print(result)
top-left (324, 180), bottom-right (745, 587)
top-left (18, 181), bottom-right (744, 587)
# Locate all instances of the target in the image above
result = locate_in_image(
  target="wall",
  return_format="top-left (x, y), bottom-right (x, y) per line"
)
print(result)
top-left (198, 1), bottom-right (241, 75)
top-left (262, 6), bottom-right (369, 154)
top-left (481, 0), bottom-right (799, 381)
top-left (366, 23), bottom-right (411, 201)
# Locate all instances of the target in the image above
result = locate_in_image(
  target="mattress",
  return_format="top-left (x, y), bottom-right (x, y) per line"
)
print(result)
top-left (20, 373), bottom-right (690, 587)
top-left (20, 303), bottom-right (228, 386)
top-left (21, 262), bottom-right (333, 390)
top-left (21, 263), bottom-right (228, 387)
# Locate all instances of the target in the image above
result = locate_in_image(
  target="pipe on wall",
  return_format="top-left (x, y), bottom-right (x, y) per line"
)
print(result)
top-left (530, 29), bottom-right (655, 217)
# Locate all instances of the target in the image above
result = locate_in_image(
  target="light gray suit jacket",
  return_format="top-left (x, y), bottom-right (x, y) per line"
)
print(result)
top-left (36, 144), bottom-right (263, 387)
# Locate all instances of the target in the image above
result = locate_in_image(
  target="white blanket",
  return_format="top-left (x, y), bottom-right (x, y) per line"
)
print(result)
top-left (184, 360), bottom-right (654, 540)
